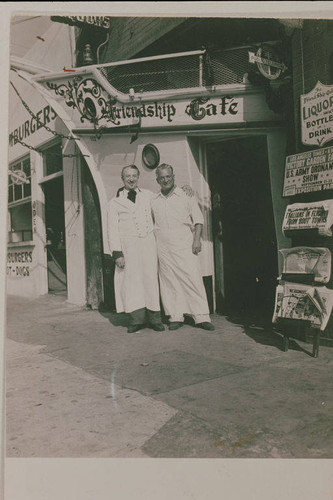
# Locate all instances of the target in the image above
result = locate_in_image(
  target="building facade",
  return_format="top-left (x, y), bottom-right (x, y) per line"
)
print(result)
top-left (9, 15), bottom-right (333, 337)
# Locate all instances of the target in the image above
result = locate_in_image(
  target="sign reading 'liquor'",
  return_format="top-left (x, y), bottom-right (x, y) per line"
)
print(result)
top-left (283, 146), bottom-right (333, 196)
top-left (301, 81), bottom-right (333, 147)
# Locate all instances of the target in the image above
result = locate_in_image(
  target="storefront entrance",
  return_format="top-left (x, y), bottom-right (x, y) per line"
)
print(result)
top-left (207, 136), bottom-right (278, 321)
top-left (43, 176), bottom-right (67, 293)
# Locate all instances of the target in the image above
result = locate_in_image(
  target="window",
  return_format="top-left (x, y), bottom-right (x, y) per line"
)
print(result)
top-left (8, 203), bottom-right (33, 243)
top-left (8, 157), bottom-right (33, 243)
top-left (43, 143), bottom-right (63, 177)
top-left (8, 158), bottom-right (31, 204)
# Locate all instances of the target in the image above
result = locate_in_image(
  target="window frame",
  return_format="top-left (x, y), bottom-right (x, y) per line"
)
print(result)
top-left (8, 155), bottom-right (33, 244)
top-left (8, 155), bottom-right (32, 206)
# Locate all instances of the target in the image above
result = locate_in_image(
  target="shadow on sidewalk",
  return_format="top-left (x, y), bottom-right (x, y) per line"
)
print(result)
top-left (223, 311), bottom-right (315, 357)
top-left (99, 310), bottom-right (128, 327)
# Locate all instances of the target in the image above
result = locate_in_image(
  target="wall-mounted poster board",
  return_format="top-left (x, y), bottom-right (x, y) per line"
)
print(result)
top-left (283, 146), bottom-right (333, 197)
top-left (282, 200), bottom-right (333, 237)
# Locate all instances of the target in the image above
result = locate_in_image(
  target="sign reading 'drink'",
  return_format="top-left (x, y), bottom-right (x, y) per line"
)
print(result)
top-left (301, 81), bottom-right (333, 147)
top-left (283, 146), bottom-right (333, 196)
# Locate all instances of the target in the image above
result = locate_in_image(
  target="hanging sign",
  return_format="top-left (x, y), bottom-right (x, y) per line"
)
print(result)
top-left (248, 45), bottom-right (287, 80)
top-left (272, 282), bottom-right (333, 330)
top-left (301, 81), bottom-right (333, 147)
top-left (283, 146), bottom-right (333, 196)
top-left (282, 199), bottom-right (333, 236)
top-left (9, 169), bottom-right (29, 185)
top-left (51, 16), bottom-right (110, 30)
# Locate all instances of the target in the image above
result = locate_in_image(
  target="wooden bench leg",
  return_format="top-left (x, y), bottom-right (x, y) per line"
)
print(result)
top-left (312, 331), bottom-right (320, 358)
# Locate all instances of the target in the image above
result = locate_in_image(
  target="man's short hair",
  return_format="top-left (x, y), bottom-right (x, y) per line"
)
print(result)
top-left (156, 163), bottom-right (174, 177)
top-left (121, 164), bottom-right (140, 178)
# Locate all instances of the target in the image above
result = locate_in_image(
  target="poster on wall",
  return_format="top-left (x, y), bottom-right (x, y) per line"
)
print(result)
top-left (301, 81), bottom-right (333, 147)
top-left (272, 282), bottom-right (333, 331)
top-left (282, 199), bottom-right (333, 236)
top-left (283, 146), bottom-right (333, 196)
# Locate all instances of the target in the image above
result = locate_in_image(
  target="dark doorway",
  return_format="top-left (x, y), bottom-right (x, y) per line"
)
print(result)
top-left (207, 136), bottom-right (278, 321)
top-left (43, 176), bottom-right (67, 293)
top-left (82, 160), bottom-right (116, 311)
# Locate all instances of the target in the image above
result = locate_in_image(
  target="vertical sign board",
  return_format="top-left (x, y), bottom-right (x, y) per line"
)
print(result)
top-left (277, 82), bottom-right (333, 331)
top-left (301, 81), bottom-right (333, 147)
top-left (284, 81), bottom-right (333, 196)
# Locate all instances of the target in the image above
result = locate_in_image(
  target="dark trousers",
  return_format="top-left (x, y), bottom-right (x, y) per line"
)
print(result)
top-left (128, 308), bottom-right (162, 326)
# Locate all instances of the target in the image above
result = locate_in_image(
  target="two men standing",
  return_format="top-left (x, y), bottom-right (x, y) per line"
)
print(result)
top-left (107, 163), bottom-right (214, 332)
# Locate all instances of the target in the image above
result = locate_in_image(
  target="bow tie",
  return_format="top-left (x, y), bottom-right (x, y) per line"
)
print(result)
top-left (127, 189), bottom-right (137, 203)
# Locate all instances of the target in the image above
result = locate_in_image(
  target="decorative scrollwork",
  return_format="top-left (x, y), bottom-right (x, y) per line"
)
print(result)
top-left (46, 77), bottom-right (118, 126)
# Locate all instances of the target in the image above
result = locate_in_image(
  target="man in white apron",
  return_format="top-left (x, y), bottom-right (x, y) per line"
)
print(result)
top-left (151, 164), bottom-right (215, 331)
top-left (107, 165), bottom-right (164, 333)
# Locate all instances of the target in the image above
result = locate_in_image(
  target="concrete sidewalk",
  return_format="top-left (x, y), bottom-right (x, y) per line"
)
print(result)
top-left (5, 293), bottom-right (333, 458)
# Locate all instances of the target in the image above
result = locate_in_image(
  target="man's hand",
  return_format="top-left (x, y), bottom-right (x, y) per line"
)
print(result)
top-left (192, 223), bottom-right (203, 255)
top-left (115, 256), bottom-right (125, 269)
top-left (192, 241), bottom-right (202, 255)
top-left (182, 184), bottom-right (194, 197)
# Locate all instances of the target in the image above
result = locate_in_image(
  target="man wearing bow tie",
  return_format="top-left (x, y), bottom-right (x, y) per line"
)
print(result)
top-left (107, 165), bottom-right (165, 333)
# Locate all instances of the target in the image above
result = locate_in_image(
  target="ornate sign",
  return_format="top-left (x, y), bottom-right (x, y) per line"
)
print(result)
top-left (248, 45), bottom-right (287, 80)
top-left (283, 146), bottom-right (333, 196)
top-left (301, 81), bottom-right (333, 147)
top-left (45, 76), bottom-right (244, 129)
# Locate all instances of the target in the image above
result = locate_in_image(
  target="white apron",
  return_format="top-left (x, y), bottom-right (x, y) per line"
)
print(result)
top-left (107, 189), bottom-right (160, 313)
top-left (155, 225), bottom-right (210, 318)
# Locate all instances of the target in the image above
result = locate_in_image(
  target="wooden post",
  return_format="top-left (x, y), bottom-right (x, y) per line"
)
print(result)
top-left (313, 331), bottom-right (320, 358)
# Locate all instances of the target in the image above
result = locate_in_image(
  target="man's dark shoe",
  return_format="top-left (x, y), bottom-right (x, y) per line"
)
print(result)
top-left (196, 322), bottom-right (215, 331)
top-left (150, 323), bottom-right (165, 332)
top-left (168, 322), bottom-right (183, 331)
top-left (127, 324), bottom-right (142, 333)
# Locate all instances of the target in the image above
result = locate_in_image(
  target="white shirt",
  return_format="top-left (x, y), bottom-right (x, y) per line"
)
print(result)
top-left (152, 186), bottom-right (204, 232)
top-left (107, 188), bottom-right (154, 253)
